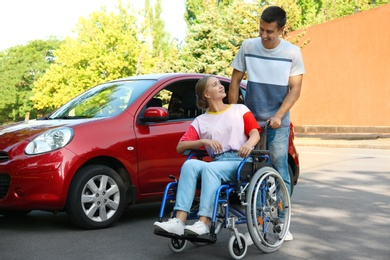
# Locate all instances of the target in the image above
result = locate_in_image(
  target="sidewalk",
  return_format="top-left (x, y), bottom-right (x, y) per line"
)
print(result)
top-left (293, 125), bottom-right (390, 149)
top-left (294, 133), bottom-right (390, 149)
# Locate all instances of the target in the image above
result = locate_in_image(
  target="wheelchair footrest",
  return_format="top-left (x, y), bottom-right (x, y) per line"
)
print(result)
top-left (154, 229), bottom-right (183, 239)
top-left (182, 233), bottom-right (217, 244)
top-left (154, 229), bottom-right (217, 244)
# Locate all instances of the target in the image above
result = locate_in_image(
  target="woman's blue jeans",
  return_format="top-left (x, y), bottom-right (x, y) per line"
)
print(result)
top-left (267, 126), bottom-right (291, 194)
top-left (174, 151), bottom-right (244, 218)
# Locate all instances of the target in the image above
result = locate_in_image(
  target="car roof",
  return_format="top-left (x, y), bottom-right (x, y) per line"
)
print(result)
top-left (108, 72), bottom-right (241, 82)
top-left (103, 73), bottom-right (247, 89)
top-left (111, 73), bottom-right (206, 82)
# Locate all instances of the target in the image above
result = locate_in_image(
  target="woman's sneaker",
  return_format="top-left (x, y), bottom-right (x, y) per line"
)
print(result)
top-left (153, 218), bottom-right (185, 235)
top-left (184, 221), bottom-right (210, 236)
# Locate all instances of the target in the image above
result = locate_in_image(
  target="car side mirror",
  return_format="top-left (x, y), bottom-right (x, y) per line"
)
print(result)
top-left (140, 107), bottom-right (169, 122)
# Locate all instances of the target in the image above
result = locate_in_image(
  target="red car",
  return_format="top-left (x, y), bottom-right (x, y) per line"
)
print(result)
top-left (0, 73), bottom-right (299, 229)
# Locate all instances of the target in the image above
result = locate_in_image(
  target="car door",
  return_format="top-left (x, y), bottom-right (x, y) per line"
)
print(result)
top-left (134, 77), bottom-right (203, 200)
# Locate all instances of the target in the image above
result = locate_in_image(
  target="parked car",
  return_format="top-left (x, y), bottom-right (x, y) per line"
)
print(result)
top-left (0, 73), bottom-right (299, 229)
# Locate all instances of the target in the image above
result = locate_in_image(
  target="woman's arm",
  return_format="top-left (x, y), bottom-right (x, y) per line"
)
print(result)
top-left (176, 139), bottom-right (223, 154)
top-left (176, 140), bottom-right (204, 154)
top-left (238, 129), bottom-right (260, 158)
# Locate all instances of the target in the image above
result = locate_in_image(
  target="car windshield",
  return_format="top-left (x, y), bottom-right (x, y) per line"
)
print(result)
top-left (49, 80), bottom-right (155, 119)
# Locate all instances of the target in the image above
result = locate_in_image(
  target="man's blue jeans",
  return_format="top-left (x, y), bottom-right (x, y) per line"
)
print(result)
top-left (266, 126), bottom-right (291, 194)
top-left (174, 151), bottom-right (243, 218)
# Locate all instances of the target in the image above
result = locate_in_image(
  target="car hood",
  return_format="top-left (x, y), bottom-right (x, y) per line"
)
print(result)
top-left (0, 118), bottom-right (101, 146)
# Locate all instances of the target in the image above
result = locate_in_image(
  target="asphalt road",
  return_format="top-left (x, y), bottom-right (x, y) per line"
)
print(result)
top-left (1, 146), bottom-right (389, 260)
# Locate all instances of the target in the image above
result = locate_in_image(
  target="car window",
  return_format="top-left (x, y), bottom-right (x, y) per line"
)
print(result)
top-left (147, 80), bottom-right (204, 121)
top-left (50, 80), bottom-right (155, 119)
top-left (144, 78), bottom-right (245, 122)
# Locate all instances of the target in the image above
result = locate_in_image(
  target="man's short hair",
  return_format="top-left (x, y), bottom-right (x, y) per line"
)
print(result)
top-left (261, 6), bottom-right (287, 29)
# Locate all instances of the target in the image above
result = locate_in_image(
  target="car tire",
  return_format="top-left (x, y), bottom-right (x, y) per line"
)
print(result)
top-left (288, 164), bottom-right (294, 196)
top-left (66, 165), bottom-right (126, 229)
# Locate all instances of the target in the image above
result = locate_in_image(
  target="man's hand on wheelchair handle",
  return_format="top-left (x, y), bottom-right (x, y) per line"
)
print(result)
top-left (267, 116), bottom-right (281, 129)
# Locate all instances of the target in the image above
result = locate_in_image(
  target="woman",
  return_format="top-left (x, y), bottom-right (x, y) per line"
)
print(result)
top-left (154, 76), bottom-right (261, 236)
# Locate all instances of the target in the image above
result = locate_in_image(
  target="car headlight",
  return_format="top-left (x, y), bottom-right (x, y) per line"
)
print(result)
top-left (25, 127), bottom-right (74, 155)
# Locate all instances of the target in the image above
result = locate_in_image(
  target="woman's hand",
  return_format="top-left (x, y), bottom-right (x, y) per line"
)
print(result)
top-left (238, 143), bottom-right (253, 158)
top-left (202, 139), bottom-right (223, 154)
top-left (239, 128), bottom-right (261, 158)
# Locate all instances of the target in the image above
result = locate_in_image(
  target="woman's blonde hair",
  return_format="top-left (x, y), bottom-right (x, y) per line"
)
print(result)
top-left (195, 76), bottom-right (213, 110)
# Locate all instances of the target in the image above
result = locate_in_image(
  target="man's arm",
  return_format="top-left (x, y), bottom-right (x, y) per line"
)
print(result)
top-left (269, 74), bottom-right (303, 128)
top-left (228, 69), bottom-right (245, 104)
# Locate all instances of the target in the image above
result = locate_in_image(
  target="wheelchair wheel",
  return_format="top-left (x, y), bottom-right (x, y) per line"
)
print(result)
top-left (168, 237), bottom-right (187, 253)
top-left (246, 166), bottom-right (291, 253)
top-left (228, 233), bottom-right (247, 260)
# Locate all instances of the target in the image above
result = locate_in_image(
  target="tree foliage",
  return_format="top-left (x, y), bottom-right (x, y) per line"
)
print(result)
top-left (178, 0), bottom-right (304, 76)
top-left (1, 0), bottom-right (387, 122)
top-left (31, 3), bottom-right (144, 111)
top-left (137, 0), bottom-right (178, 74)
top-left (31, 0), bottom-right (180, 111)
top-left (178, 1), bottom-right (261, 76)
top-left (296, 0), bottom-right (388, 28)
top-left (0, 38), bottom-right (62, 123)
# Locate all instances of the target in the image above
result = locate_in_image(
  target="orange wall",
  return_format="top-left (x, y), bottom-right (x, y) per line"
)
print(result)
top-left (290, 4), bottom-right (390, 127)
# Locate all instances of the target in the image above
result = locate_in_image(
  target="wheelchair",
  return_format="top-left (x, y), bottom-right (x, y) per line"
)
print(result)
top-left (154, 130), bottom-right (291, 259)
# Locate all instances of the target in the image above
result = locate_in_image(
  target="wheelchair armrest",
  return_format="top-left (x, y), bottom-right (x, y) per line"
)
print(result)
top-left (251, 149), bottom-right (270, 165)
top-left (251, 149), bottom-right (270, 156)
top-left (239, 150), bottom-right (270, 182)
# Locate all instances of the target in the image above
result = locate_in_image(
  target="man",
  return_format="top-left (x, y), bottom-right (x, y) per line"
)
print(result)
top-left (229, 5), bottom-right (305, 241)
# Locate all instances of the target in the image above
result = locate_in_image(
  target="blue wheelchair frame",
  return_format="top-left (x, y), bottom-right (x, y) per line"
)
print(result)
top-left (154, 129), bottom-right (291, 258)
top-left (156, 149), bottom-right (269, 236)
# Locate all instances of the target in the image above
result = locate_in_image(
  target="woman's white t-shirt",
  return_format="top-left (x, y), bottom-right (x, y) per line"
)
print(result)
top-left (180, 104), bottom-right (260, 158)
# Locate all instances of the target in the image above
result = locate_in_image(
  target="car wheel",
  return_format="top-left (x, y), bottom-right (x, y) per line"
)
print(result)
top-left (288, 164), bottom-right (294, 195)
top-left (66, 165), bottom-right (125, 229)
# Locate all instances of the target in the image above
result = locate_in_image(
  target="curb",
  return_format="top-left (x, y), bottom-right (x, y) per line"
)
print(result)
top-left (294, 136), bottom-right (390, 149)
top-left (294, 125), bottom-right (390, 134)
top-left (293, 126), bottom-right (390, 149)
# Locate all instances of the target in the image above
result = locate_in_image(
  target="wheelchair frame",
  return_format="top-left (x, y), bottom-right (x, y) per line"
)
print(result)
top-left (154, 145), bottom-right (291, 259)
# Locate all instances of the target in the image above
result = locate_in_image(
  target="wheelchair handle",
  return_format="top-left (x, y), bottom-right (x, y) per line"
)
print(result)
top-left (255, 121), bottom-right (269, 151)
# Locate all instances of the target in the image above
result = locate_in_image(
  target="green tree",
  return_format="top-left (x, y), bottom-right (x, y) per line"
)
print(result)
top-left (297, 0), bottom-right (319, 27)
top-left (138, 0), bottom-right (178, 74)
top-left (0, 38), bottom-right (62, 123)
top-left (178, 1), bottom-right (255, 75)
top-left (185, 0), bottom-right (207, 26)
top-left (176, 0), bottom-right (304, 76)
top-left (185, 0), bottom-right (235, 26)
top-left (281, 0), bottom-right (303, 31)
top-left (296, 0), bottom-right (388, 28)
top-left (148, 0), bottom-right (172, 58)
top-left (31, 4), bottom-right (143, 111)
